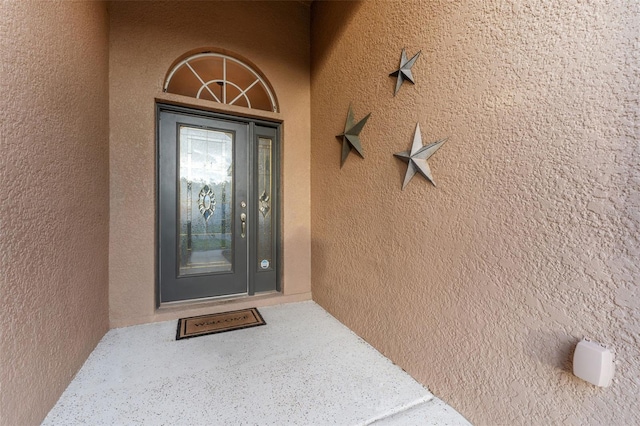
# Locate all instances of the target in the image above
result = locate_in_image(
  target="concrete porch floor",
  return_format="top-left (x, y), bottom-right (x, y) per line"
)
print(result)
top-left (43, 301), bottom-right (471, 425)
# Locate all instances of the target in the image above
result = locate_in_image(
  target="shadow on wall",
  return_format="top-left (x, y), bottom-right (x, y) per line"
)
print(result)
top-left (524, 331), bottom-right (581, 375)
top-left (311, 0), bottom-right (363, 81)
top-left (310, 237), bottom-right (327, 290)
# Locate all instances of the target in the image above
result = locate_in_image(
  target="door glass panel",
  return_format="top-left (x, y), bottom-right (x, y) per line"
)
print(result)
top-left (257, 137), bottom-right (273, 271)
top-left (178, 126), bottom-right (233, 276)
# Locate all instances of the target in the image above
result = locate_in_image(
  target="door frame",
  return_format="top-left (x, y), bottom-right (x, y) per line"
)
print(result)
top-left (155, 103), bottom-right (282, 307)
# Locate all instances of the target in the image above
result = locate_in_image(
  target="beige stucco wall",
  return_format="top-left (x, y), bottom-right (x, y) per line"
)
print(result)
top-left (109, 1), bottom-right (311, 327)
top-left (0, 2), bottom-right (110, 424)
top-left (311, 1), bottom-right (639, 424)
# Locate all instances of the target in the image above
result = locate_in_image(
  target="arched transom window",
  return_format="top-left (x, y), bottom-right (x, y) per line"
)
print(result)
top-left (164, 52), bottom-right (278, 112)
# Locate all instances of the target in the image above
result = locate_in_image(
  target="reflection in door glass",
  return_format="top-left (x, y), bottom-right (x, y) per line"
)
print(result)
top-left (257, 137), bottom-right (273, 271)
top-left (178, 126), bottom-right (233, 276)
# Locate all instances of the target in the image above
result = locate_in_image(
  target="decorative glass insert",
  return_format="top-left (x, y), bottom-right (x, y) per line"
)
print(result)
top-left (259, 190), bottom-right (270, 218)
top-left (179, 126), bottom-right (233, 276)
top-left (257, 137), bottom-right (273, 271)
top-left (198, 185), bottom-right (216, 221)
top-left (164, 52), bottom-right (278, 113)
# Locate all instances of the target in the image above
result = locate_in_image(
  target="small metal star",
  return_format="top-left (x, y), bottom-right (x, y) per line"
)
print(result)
top-left (389, 48), bottom-right (421, 96)
top-left (336, 105), bottom-right (371, 168)
top-left (394, 123), bottom-right (447, 189)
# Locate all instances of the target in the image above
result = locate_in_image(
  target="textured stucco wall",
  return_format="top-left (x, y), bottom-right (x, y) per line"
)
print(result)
top-left (311, 1), bottom-right (639, 424)
top-left (0, 2), bottom-right (110, 424)
top-left (109, 1), bottom-right (311, 327)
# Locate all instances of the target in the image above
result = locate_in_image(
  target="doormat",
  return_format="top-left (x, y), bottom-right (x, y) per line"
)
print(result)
top-left (176, 308), bottom-right (266, 340)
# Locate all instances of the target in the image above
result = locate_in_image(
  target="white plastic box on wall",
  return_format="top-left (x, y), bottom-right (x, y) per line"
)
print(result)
top-left (573, 339), bottom-right (615, 387)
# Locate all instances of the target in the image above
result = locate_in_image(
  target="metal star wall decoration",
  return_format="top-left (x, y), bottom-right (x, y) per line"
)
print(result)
top-left (394, 123), bottom-right (448, 189)
top-left (336, 105), bottom-right (371, 168)
top-left (389, 48), bottom-right (421, 96)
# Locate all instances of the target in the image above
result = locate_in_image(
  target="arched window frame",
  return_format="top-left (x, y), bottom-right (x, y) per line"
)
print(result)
top-left (164, 52), bottom-right (279, 113)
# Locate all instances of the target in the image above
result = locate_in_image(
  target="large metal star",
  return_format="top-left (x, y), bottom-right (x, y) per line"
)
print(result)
top-left (389, 48), bottom-right (421, 96)
top-left (336, 105), bottom-right (371, 168)
top-left (394, 123), bottom-right (447, 189)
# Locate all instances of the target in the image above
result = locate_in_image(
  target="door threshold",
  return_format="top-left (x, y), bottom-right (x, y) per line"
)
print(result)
top-left (157, 291), bottom-right (280, 312)
top-left (112, 292), bottom-right (311, 328)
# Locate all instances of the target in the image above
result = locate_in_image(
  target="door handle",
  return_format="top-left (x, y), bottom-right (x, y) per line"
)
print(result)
top-left (240, 213), bottom-right (247, 238)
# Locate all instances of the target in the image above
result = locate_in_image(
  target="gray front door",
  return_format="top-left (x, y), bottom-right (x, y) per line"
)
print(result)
top-left (158, 105), bottom-right (278, 303)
